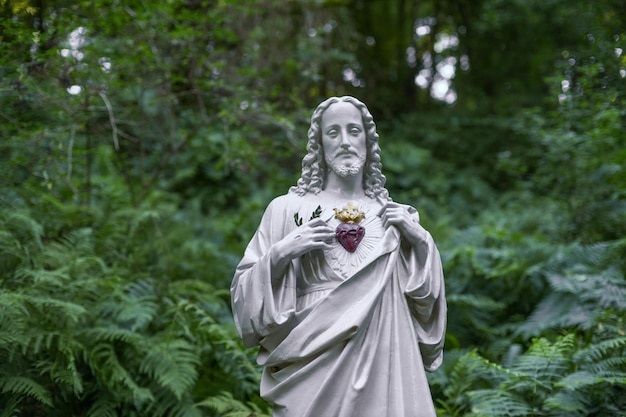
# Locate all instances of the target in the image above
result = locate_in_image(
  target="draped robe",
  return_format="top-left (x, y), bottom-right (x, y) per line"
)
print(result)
top-left (231, 193), bottom-right (446, 417)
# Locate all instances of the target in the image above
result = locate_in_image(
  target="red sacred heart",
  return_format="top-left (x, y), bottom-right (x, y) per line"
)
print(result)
top-left (335, 222), bottom-right (365, 253)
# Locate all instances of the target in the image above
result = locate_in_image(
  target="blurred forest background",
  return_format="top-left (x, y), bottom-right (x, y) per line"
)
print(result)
top-left (1, 0), bottom-right (625, 416)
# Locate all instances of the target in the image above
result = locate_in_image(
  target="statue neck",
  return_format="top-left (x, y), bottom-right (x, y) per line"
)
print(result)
top-left (322, 171), bottom-right (366, 201)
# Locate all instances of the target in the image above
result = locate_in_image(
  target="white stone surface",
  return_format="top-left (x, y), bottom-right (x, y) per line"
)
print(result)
top-left (231, 97), bottom-right (446, 416)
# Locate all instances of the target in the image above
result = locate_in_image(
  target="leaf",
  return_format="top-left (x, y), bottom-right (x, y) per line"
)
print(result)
top-left (556, 371), bottom-right (601, 390)
top-left (196, 391), bottom-right (270, 416)
top-left (467, 389), bottom-right (532, 416)
top-left (543, 390), bottom-right (589, 415)
top-left (139, 339), bottom-right (200, 399)
top-left (309, 205), bottom-right (322, 220)
top-left (0, 376), bottom-right (53, 407)
top-left (510, 335), bottom-right (575, 384)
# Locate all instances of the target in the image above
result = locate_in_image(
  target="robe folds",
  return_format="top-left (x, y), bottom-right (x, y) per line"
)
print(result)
top-left (231, 193), bottom-right (446, 417)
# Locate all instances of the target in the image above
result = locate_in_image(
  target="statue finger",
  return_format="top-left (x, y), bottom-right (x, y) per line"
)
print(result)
top-left (376, 202), bottom-right (401, 217)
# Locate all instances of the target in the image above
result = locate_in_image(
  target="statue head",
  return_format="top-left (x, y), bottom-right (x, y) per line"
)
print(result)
top-left (290, 96), bottom-right (390, 201)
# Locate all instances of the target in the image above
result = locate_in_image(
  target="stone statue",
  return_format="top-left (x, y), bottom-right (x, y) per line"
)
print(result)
top-left (231, 96), bottom-right (446, 417)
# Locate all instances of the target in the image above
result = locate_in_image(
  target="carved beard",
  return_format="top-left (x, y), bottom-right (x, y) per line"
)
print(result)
top-left (326, 154), bottom-right (366, 177)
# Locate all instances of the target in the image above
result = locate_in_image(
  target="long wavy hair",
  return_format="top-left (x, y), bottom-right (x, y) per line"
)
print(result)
top-left (289, 96), bottom-right (390, 201)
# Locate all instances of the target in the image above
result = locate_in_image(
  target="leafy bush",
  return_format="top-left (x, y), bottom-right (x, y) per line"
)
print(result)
top-left (0, 196), bottom-right (269, 417)
top-left (1, 0), bottom-right (625, 416)
top-left (437, 333), bottom-right (626, 416)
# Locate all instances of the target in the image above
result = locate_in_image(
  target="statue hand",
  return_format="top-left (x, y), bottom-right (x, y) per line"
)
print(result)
top-left (377, 202), bottom-right (430, 247)
top-left (269, 218), bottom-right (335, 277)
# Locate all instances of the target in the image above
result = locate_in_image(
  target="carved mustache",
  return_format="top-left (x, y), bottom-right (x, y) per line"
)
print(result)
top-left (335, 150), bottom-right (358, 157)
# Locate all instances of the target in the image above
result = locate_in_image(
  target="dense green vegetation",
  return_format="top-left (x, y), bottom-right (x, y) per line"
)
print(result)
top-left (1, 0), bottom-right (625, 416)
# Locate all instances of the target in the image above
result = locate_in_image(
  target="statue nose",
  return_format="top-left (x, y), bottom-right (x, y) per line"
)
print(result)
top-left (339, 130), bottom-right (350, 147)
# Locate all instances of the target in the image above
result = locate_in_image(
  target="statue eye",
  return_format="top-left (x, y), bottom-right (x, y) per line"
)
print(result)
top-left (350, 127), bottom-right (362, 135)
top-left (326, 129), bottom-right (339, 138)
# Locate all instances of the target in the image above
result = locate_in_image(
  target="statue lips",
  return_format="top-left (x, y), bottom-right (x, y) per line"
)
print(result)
top-left (335, 222), bottom-right (365, 252)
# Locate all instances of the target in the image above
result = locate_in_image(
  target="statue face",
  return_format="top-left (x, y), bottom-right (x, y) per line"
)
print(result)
top-left (321, 102), bottom-right (367, 177)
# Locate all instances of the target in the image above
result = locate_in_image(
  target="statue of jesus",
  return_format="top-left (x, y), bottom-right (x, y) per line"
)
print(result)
top-left (231, 96), bottom-right (446, 417)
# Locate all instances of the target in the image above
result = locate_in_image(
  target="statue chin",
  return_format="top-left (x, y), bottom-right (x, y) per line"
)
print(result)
top-left (326, 157), bottom-right (365, 177)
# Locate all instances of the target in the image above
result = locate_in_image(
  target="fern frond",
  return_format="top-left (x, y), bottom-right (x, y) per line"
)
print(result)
top-left (442, 350), bottom-right (508, 405)
top-left (197, 391), bottom-right (265, 416)
top-left (34, 337), bottom-right (85, 396)
top-left (91, 294), bottom-right (158, 332)
top-left (0, 396), bottom-right (20, 417)
top-left (0, 376), bottom-right (52, 407)
top-left (71, 255), bottom-right (108, 276)
top-left (166, 279), bottom-right (230, 318)
top-left (1, 211), bottom-right (44, 251)
top-left (556, 371), bottom-right (603, 390)
top-left (126, 278), bottom-right (156, 298)
top-left (82, 326), bottom-right (141, 345)
top-left (143, 386), bottom-right (202, 417)
top-left (0, 292), bottom-right (29, 324)
top-left (447, 293), bottom-right (505, 311)
top-left (552, 370), bottom-right (626, 417)
top-left (86, 397), bottom-right (118, 417)
top-left (18, 292), bottom-right (87, 321)
top-left (37, 229), bottom-right (95, 268)
top-left (50, 364), bottom-right (84, 396)
top-left (167, 279), bottom-right (218, 298)
top-left (574, 336), bottom-right (626, 364)
top-left (118, 296), bottom-right (158, 331)
top-left (14, 267), bottom-right (72, 287)
top-left (128, 209), bottom-right (161, 239)
top-left (0, 331), bottom-right (16, 351)
top-left (0, 230), bottom-right (30, 272)
top-left (544, 241), bottom-right (617, 272)
top-left (88, 342), bottom-right (154, 403)
top-left (138, 339), bottom-right (199, 399)
top-left (21, 330), bottom-right (65, 355)
top-left (516, 292), bottom-right (593, 337)
top-left (547, 269), bottom-right (626, 310)
top-left (521, 265), bottom-right (626, 339)
top-left (592, 269), bottom-right (626, 310)
top-left (543, 389), bottom-right (589, 416)
top-left (590, 357), bottom-right (626, 377)
top-left (467, 389), bottom-right (532, 416)
top-left (57, 227), bottom-right (95, 254)
top-left (510, 335), bottom-right (574, 385)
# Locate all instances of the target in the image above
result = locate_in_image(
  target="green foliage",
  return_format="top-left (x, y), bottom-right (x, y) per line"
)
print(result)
top-left (197, 392), bottom-right (271, 417)
top-left (0, 198), bottom-right (267, 416)
top-left (1, 0), bottom-right (625, 415)
top-left (438, 334), bottom-right (626, 416)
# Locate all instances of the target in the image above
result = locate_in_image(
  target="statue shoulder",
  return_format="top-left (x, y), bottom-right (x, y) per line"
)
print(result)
top-left (263, 193), bottom-right (307, 217)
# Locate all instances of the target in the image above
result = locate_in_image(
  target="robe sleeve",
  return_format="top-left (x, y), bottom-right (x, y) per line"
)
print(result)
top-left (230, 196), bottom-right (298, 348)
top-left (400, 211), bottom-right (447, 372)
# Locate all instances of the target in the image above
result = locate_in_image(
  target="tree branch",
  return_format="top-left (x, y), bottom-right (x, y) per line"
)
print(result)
top-left (98, 90), bottom-right (120, 151)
